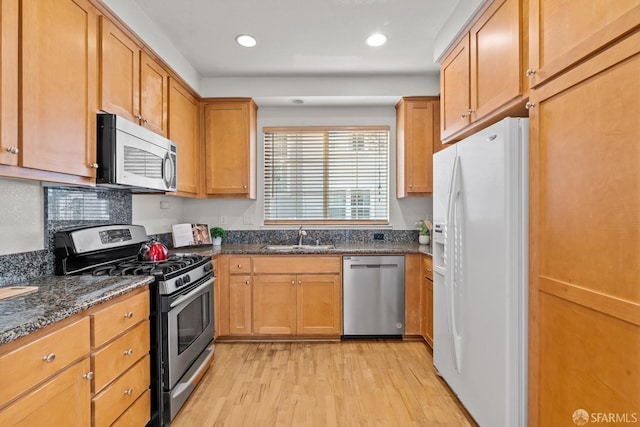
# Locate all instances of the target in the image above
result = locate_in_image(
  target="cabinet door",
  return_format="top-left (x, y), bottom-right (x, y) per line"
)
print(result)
top-left (139, 52), bottom-right (168, 137)
top-left (99, 17), bottom-right (140, 123)
top-left (528, 32), bottom-right (640, 427)
top-left (422, 278), bottom-right (433, 348)
top-left (404, 254), bottom-right (422, 335)
top-left (405, 99), bottom-right (436, 195)
top-left (297, 274), bottom-right (341, 335)
top-left (440, 34), bottom-right (470, 140)
top-left (0, 358), bottom-right (91, 426)
top-left (0, 0), bottom-right (18, 166)
top-left (229, 275), bottom-right (252, 335)
top-left (204, 100), bottom-right (256, 198)
top-left (470, 0), bottom-right (524, 119)
top-left (253, 274), bottom-right (297, 335)
top-left (21, 0), bottom-right (98, 177)
top-left (168, 77), bottom-right (199, 195)
top-left (529, 0), bottom-right (640, 87)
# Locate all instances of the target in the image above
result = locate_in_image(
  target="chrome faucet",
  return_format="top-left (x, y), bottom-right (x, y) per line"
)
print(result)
top-left (298, 225), bottom-right (307, 246)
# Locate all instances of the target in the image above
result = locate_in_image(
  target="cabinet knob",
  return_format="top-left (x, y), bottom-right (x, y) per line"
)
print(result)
top-left (291, 280), bottom-right (295, 285)
top-left (237, 264), bottom-right (242, 269)
top-left (243, 185), bottom-right (247, 189)
top-left (525, 102), bottom-right (535, 110)
top-left (82, 372), bottom-right (94, 380)
top-left (42, 353), bottom-right (56, 363)
top-left (460, 113), bottom-right (467, 119)
top-left (124, 311), bottom-right (134, 319)
top-left (5, 147), bottom-right (19, 154)
top-left (245, 280), bottom-right (250, 285)
top-left (89, 163), bottom-right (99, 169)
top-left (135, 114), bottom-right (142, 120)
top-left (468, 109), bottom-right (475, 115)
top-left (123, 348), bottom-right (134, 356)
top-left (124, 388), bottom-right (134, 396)
top-left (409, 184), bottom-right (413, 188)
top-left (142, 119), bottom-right (149, 125)
top-left (298, 280), bottom-right (302, 285)
top-left (525, 68), bottom-right (536, 76)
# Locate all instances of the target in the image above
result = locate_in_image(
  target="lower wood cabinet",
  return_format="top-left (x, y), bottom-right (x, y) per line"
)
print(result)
top-left (422, 255), bottom-right (434, 347)
top-left (218, 255), bottom-right (342, 338)
top-left (404, 254), bottom-right (422, 336)
top-left (0, 287), bottom-right (150, 426)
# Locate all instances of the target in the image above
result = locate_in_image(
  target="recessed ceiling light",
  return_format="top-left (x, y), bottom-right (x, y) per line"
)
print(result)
top-left (366, 33), bottom-right (387, 47)
top-left (235, 34), bottom-right (257, 48)
top-left (291, 99), bottom-right (304, 105)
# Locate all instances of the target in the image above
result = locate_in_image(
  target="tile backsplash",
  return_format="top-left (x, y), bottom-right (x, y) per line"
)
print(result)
top-left (0, 187), bottom-right (131, 286)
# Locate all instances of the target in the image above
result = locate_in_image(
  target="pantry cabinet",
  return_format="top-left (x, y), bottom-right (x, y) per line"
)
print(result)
top-left (528, 0), bottom-right (640, 88)
top-left (396, 97), bottom-right (440, 197)
top-left (203, 99), bottom-right (257, 198)
top-left (100, 17), bottom-right (168, 137)
top-left (440, 0), bottom-right (528, 143)
top-left (528, 28), bottom-right (640, 427)
top-left (0, 0), bottom-right (18, 167)
top-left (168, 77), bottom-right (200, 196)
top-left (19, 0), bottom-right (99, 180)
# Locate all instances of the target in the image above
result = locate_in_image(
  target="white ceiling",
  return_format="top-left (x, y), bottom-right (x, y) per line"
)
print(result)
top-left (130, 0), bottom-right (460, 79)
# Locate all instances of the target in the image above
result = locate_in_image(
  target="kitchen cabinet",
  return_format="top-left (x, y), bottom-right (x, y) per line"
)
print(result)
top-left (15, 0), bottom-right (98, 181)
top-left (527, 29), bottom-right (640, 427)
top-left (528, 0), bottom-right (640, 88)
top-left (203, 98), bottom-right (257, 198)
top-left (0, 0), bottom-right (18, 167)
top-left (252, 274), bottom-right (297, 334)
top-left (440, 0), bottom-right (528, 143)
top-left (229, 275), bottom-right (253, 335)
top-left (168, 77), bottom-right (200, 196)
top-left (404, 254), bottom-right (422, 336)
top-left (396, 97), bottom-right (440, 197)
top-left (90, 287), bottom-right (150, 426)
top-left (100, 17), bottom-right (168, 137)
top-left (421, 255), bottom-right (433, 347)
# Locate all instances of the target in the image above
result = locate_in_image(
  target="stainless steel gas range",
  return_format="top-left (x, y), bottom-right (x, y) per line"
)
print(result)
top-left (55, 224), bottom-right (215, 426)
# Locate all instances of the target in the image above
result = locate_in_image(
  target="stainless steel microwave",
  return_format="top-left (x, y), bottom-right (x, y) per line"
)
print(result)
top-left (96, 114), bottom-right (177, 192)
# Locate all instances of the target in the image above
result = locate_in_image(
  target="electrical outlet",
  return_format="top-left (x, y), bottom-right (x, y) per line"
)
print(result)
top-left (373, 233), bottom-right (384, 240)
top-left (220, 216), bottom-right (227, 225)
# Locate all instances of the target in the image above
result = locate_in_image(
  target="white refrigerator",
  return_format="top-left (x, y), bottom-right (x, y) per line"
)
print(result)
top-left (432, 117), bottom-right (528, 427)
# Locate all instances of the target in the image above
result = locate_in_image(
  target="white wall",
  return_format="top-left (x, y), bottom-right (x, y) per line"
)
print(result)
top-left (433, 0), bottom-right (486, 62)
top-left (135, 105), bottom-right (432, 232)
top-left (0, 178), bottom-right (44, 255)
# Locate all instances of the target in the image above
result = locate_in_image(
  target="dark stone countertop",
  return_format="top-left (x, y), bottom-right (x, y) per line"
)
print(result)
top-left (0, 275), bottom-right (153, 346)
top-left (173, 242), bottom-right (433, 257)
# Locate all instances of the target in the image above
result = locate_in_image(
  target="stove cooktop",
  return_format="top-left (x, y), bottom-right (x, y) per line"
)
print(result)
top-left (90, 254), bottom-right (205, 277)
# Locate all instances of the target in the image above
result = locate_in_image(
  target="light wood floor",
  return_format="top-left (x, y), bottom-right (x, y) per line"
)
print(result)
top-left (172, 341), bottom-right (476, 427)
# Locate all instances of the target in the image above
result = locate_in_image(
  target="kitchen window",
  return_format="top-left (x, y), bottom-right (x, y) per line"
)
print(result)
top-left (264, 126), bottom-right (389, 224)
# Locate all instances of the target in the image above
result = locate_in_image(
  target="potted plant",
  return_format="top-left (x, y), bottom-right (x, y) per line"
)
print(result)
top-left (209, 226), bottom-right (227, 247)
top-left (416, 220), bottom-right (432, 245)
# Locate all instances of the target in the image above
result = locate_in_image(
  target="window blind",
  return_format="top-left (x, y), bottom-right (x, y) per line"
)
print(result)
top-left (264, 126), bottom-right (389, 223)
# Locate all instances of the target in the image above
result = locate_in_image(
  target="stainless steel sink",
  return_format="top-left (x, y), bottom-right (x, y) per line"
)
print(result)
top-left (263, 244), bottom-right (335, 252)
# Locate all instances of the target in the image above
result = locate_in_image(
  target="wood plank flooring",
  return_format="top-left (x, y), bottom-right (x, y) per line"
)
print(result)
top-left (173, 341), bottom-right (476, 427)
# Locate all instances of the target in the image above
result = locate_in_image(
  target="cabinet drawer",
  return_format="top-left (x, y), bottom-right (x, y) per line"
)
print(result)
top-left (92, 290), bottom-right (149, 348)
top-left (0, 358), bottom-right (91, 426)
top-left (253, 256), bottom-right (341, 274)
top-left (229, 256), bottom-right (251, 274)
top-left (111, 389), bottom-right (150, 427)
top-left (423, 256), bottom-right (433, 281)
top-left (93, 355), bottom-right (150, 427)
top-left (93, 320), bottom-right (149, 392)
top-left (0, 317), bottom-right (90, 407)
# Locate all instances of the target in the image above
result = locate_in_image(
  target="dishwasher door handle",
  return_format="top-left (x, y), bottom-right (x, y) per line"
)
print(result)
top-left (349, 264), bottom-right (398, 269)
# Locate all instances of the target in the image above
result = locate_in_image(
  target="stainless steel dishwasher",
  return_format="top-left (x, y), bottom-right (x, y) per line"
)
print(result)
top-left (343, 255), bottom-right (405, 337)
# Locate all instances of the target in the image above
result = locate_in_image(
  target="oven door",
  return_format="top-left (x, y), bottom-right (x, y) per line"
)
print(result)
top-left (163, 276), bottom-right (214, 389)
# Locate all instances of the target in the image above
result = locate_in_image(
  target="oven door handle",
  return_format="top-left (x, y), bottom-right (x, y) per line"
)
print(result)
top-left (170, 277), bottom-right (215, 308)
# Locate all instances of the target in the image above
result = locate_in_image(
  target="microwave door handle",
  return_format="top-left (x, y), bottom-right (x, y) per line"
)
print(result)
top-left (163, 152), bottom-right (174, 188)
top-left (170, 277), bottom-right (215, 308)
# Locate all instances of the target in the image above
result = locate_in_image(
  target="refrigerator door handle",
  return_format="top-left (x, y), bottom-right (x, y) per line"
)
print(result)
top-left (447, 156), bottom-right (464, 374)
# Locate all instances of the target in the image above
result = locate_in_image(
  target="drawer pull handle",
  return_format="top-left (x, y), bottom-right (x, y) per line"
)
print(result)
top-left (124, 312), bottom-right (134, 319)
top-left (124, 349), bottom-right (134, 356)
top-left (124, 388), bottom-right (133, 396)
top-left (42, 353), bottom-right (56, 363)
top-left (83, 372), bottom-right (94, 380)
top-left (237, 264), bottom-right (242, 268)
top-left (245, 280), bottom-right (250, 285)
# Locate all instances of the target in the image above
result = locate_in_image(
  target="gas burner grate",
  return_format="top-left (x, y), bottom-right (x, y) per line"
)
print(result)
top-left (88, 254), bottom-right (206, 277)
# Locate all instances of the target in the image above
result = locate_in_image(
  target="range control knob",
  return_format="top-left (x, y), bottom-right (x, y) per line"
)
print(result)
top-left (184, 274), bottom-right (191, 284)
top-left (175, 277), bottom-right (184, 288)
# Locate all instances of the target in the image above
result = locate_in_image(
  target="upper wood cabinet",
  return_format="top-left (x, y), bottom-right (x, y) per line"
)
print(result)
top-left (203, 99), bottom-right (257, 198)
top-left (440, 0), bottom-right (528, 143)
top-left (100, 17), bottom-right (168, 137)
top-left (168, 77), bottom-right (200, 196)
top-left (396, 97), bottom-right (440, 197)
top-left (528, 0), bottom-right (640, 88)
top-left (0, 0), bottom-right (18, 167)
top-left (19, 0), bottom-right (99, 179)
